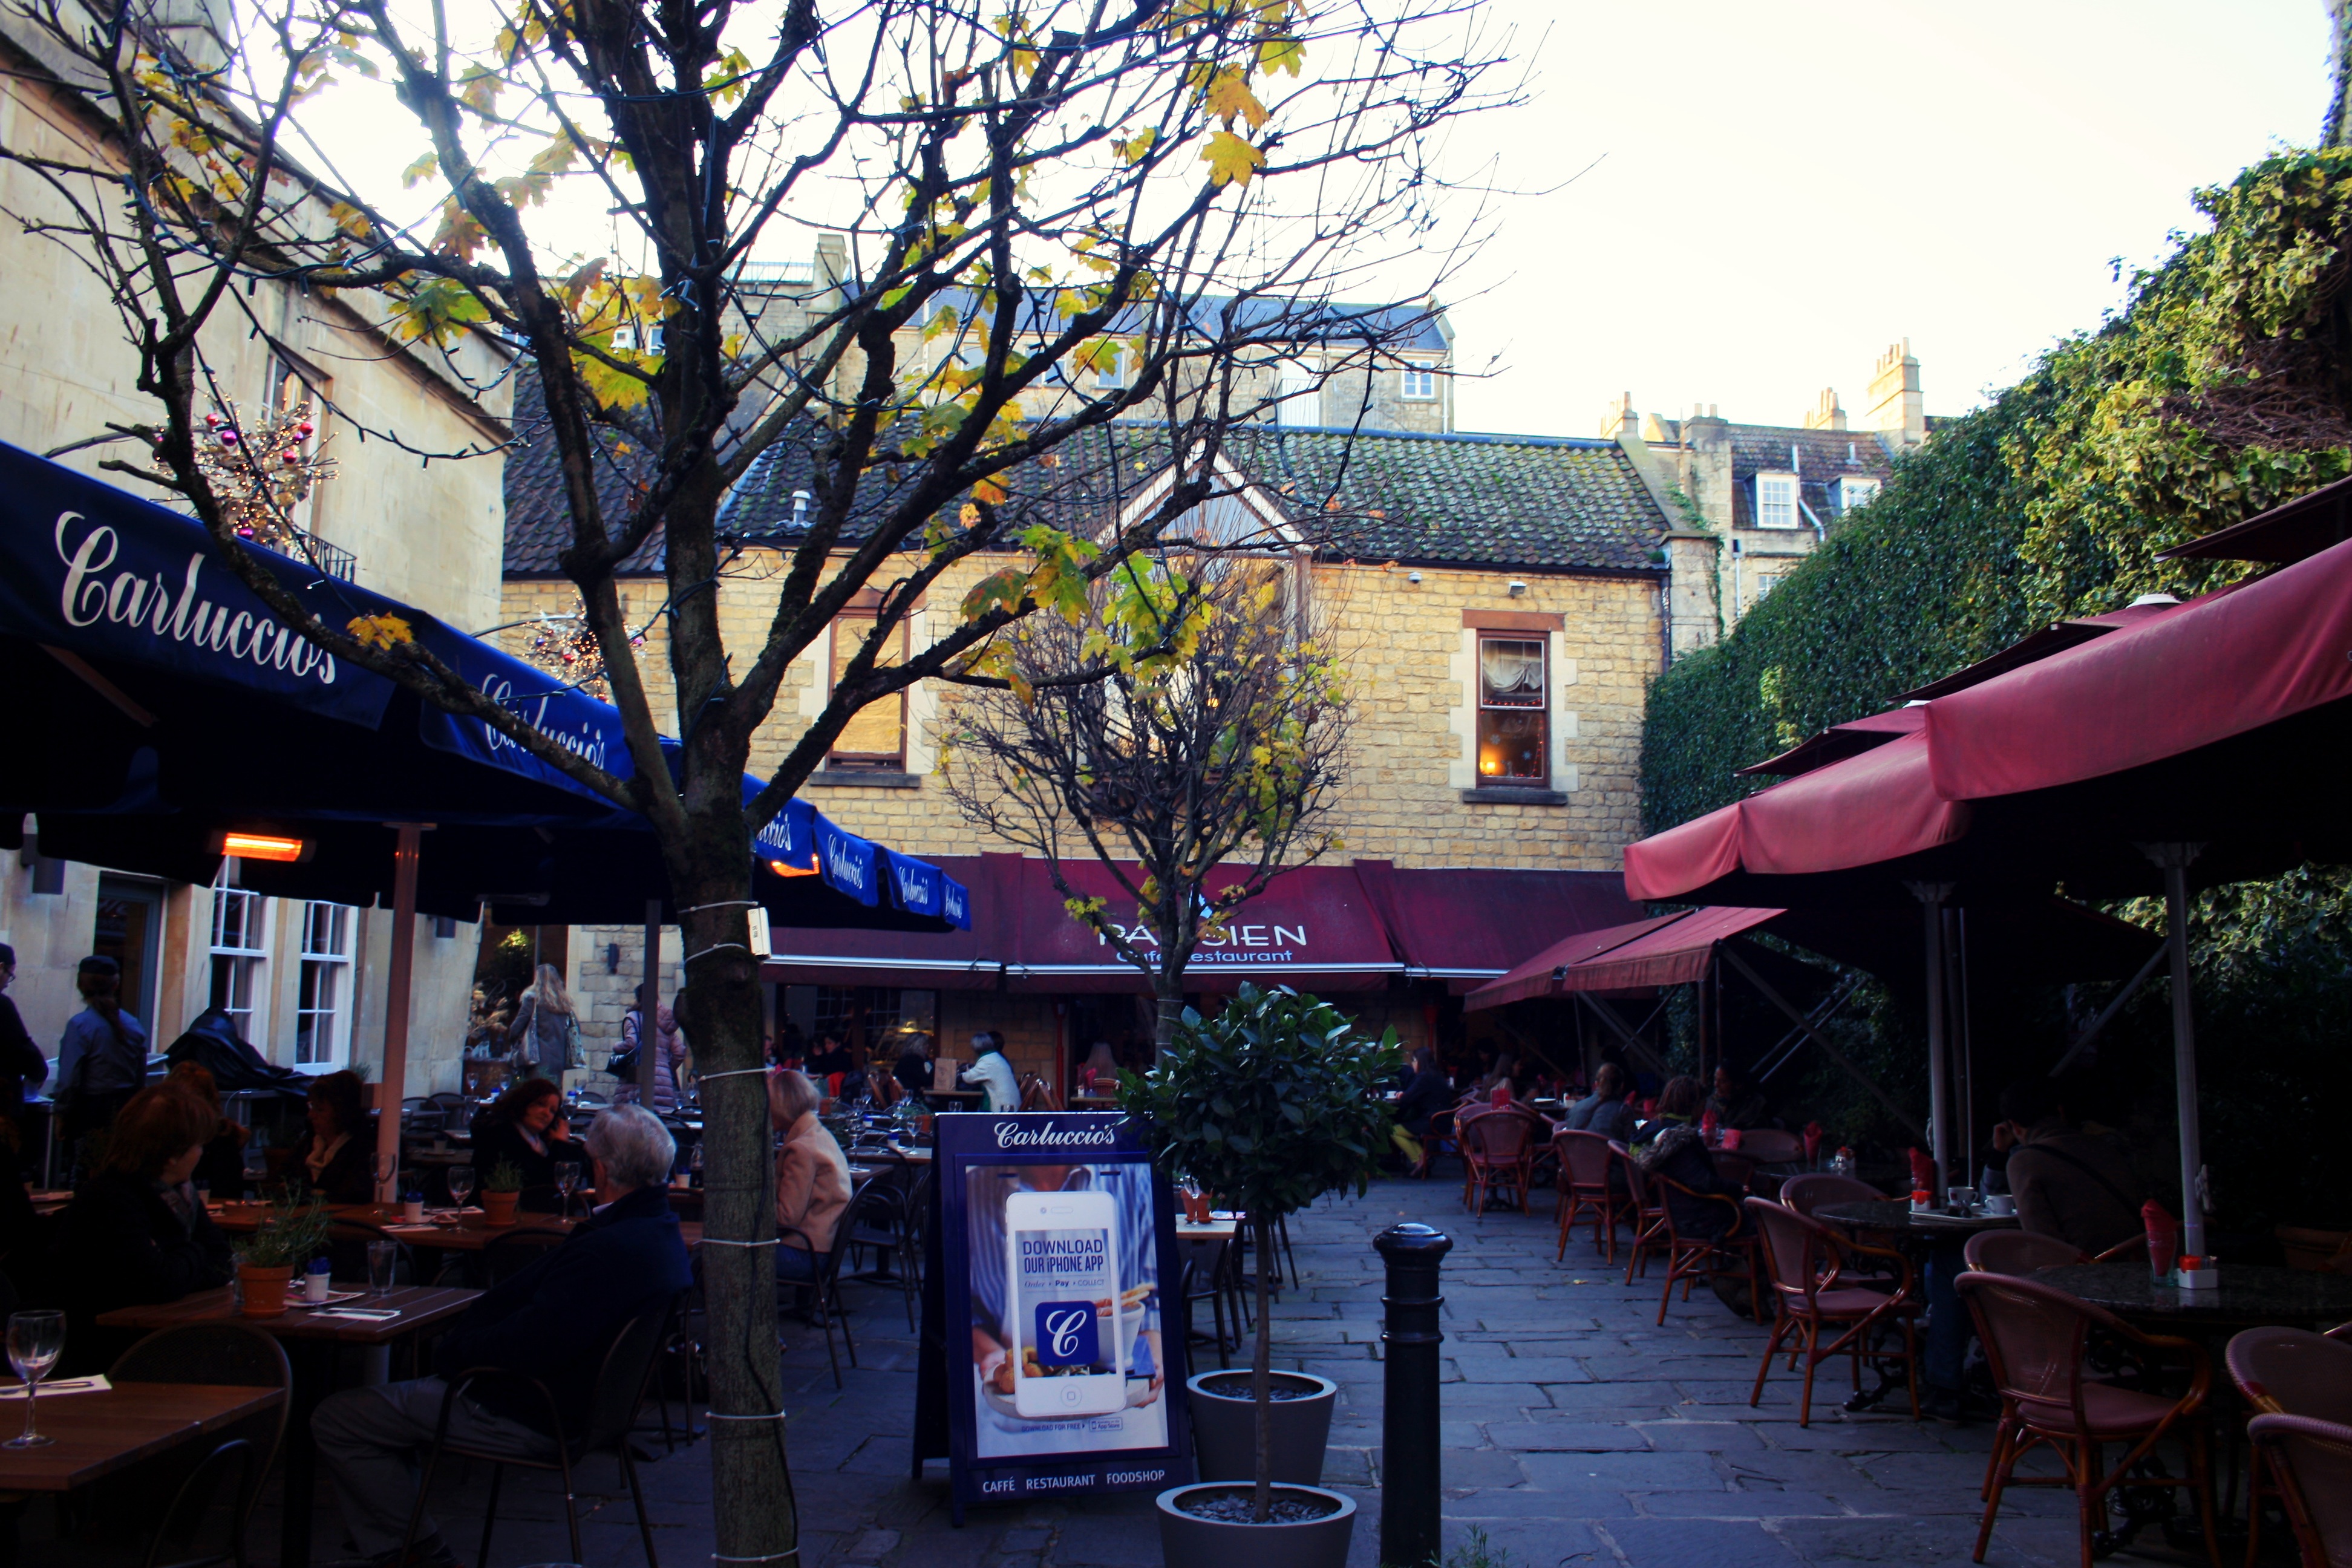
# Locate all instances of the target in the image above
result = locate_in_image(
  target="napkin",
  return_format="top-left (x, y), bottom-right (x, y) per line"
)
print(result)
top-left (1719, 1127), bottom-right (1743, 1152)
top-left (2143, 1200), bottom-right (2179, 1276)
top-left (1803, 1122), bottom-right (1824, 1163)
top-left (1700, 1109), bottom-right (1719, 1138)
top-left (1907, 1147), bottom-right (1935, 1194)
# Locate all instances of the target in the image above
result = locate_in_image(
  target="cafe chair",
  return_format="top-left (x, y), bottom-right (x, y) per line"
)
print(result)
top-left (1710, 1149), bottom-right (1759, 1192)
top-left (1017, 1073), bottom-right (1061, 1112)
top-left (1965, 1230), bottom-right (2089, 1276)
top-left (107, 1324), bottom-right (291, 1568)
top-left (1647, 1171), bottom-right (1762, 1326)
top-left (1734, 1128), bottom-right (1806, 1165)
top-left (1457, 1110), bottom-right (1536, 1217)
top-left (399, 1302), bottom-right (673, 1568)
top-left (1955, 1272), bottom-right (2220, 1568)
top-left (782, 1181), bottom-right (897, 1390)
top-left (427, 1091), bottom-right (470, 1134)
top-left (1615, 1143), bottom-right (1670, 1288)
top-left (1553, 1129), bottom-right (1628, 1264)
top-left (1779, 1172), bottom-right (1883, 1219)
top-left (400, 1097), bottom-right (445, 1136)
top-left (482, 1227), bottom-right (568, 1287)
top-left (2226, 1326), bottom-right (2352, 1567)
top-left (2246, 1413), bottom-right (2352, 1568)
top-left (1744, 1197), bottom-right (1920, 1425)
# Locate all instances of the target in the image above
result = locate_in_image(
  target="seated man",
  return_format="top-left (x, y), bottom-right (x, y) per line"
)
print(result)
top-left (1563, 1062), bottom-right (1635, 1144)
top-left (313, 1105), bottom-right (692, 1568)
top-left (1996, 1078), bottom-right (2140, 1255)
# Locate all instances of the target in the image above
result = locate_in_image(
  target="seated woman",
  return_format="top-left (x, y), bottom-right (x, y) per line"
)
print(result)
top-left (469, 1078), bottom-right (589, 1209)
top-left (892, 1033), bottom-right (935, 1102)
top-left (281, 1070), bottom-right (376, 1204)
top-left (1632, 1075), bottom-right (1746, 1243)
top-left (60, 1085), bottom-right (232, 1369)
top-left (769, 1069), bottom-right (850, 1285)
top-left (169, 1061), bottom-right (249, 1200)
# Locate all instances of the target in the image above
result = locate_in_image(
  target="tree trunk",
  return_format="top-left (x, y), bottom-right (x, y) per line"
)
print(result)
top-left (1251, 1209), bottom-right (1274, 1523)
top-left (2329, 0), bottom-right (2352, 147)
top-left (674, 854), bottom-right (795, 1564)
top-left (1153, 983), bottom-right (1186, 1061)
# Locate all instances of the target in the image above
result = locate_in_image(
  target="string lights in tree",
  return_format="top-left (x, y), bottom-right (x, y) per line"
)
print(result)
top-left (523, 594), bottom-right (645, 701)
top-left (187, 400), bottom-right (336, 550)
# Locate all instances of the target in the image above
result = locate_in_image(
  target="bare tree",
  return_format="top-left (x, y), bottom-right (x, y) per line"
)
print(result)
top-left (942, 528), bottom-right (1351, 1052)
top-left (0, 0), bottom-right (1508, 1553)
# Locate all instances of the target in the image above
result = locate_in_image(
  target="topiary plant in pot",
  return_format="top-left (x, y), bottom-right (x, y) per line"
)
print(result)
top-left (1122, 982), bottom-right (1398, 1565)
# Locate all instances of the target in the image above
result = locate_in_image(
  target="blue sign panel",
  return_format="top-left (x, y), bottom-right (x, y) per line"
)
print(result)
top-left (812, 812), bottom-right (880, 906)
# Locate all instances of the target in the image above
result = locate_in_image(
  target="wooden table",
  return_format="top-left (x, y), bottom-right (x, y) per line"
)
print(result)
top-left (379, 1213), bottom-right (705, 1253)
top-left (0, 1380), bottom-right (284, 1492)
top-left (98, 1287), bottom-right (477, 1568)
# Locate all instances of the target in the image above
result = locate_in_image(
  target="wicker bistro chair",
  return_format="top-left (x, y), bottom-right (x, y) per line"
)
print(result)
top-left (1615, 1143), bottom-right (1669, 1287)
top-left (2226, 1327), bottom-right (2352, 1568)
top-left (397, 1302), bottom-right (674, 1568)
top-left (2246, 1413), bottom-right (2352, 1568)
top-left (1965, 1230), bottom-right (2090, 1276)
top-left (1646, 1170), bottom-right (1762, 1326)
top-left (1779, 1173), bottom-right (1883, 1219)
top-left (1457, 1110), bottom-right (1537, 1216)
top-left (1955, 1272), bottom-right (2220, 1568)
top-left (1743, 1196), bottom-right (1921, 1425)
top-left (1553, 1130), bottom-right (1629, 1264)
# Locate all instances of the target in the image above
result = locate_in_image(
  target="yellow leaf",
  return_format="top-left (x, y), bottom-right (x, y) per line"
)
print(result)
top-left (400, 152), bottom-right (438, 190)
top-left (1115, 127), bottom-right (1158, 165)
top-left (1203, 130), bottom-right (1264, 188)
top-left (346, 613), bottom-right (413, 650)
top-left (1204, 70), bottom-right (1267, 131)
top-left (972, 475), bottom-right (1008, 505)
top-left (1258, 37), bottom-right (1305, 77)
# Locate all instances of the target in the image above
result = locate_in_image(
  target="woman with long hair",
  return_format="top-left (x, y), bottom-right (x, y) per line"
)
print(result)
top-left (168, 1061), bottom-right (250, 1200)
top-left (57, 955), bottom-right (149, 1149)
top-left (506, 962), bottom-right (580, 1077)
top-left (470, 1077), bottom-right (589, 1207)
top-left (282, 1069), bottom-right (375, 1203)
top-left (60, 1084), bottom-right (232, 1367)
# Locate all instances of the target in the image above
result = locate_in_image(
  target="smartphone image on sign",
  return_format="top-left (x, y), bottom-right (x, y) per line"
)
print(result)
top-left (1004, 1189), bottom-right (1126, 1419)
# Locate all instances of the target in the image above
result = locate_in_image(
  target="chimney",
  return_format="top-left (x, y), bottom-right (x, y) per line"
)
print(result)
top-left (1599, 391), bottom-right (1637, 439)
top-left (813, 231), bottom-right (849, 289)
top-left (1802, 388), bottom-right (1847, 431)
top-left (1865, 340), bottom-right (1925, 447)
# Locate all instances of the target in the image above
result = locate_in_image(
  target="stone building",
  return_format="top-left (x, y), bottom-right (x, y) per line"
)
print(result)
top-left (496, 280), bottom-right (1666, 1093)
top-left (0, 3), bottom-right (509, 1097)
top-left (1609, 341), bottom-right (1937, 659)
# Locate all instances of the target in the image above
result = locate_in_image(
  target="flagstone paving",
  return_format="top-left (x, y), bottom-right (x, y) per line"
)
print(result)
top-left (97, 1175), bottom-right (2208, 1567)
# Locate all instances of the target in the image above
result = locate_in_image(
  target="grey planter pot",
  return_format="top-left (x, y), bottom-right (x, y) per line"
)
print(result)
top-left (1155, 1483), bottom-right (1356, 1568)
top-left (1185, 1370), bottom-right (1338, 1486)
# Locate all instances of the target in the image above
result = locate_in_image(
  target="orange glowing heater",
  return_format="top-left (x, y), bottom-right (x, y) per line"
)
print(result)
top-left (766, 858), bottom-right (820, 878)
top-left (220, 831), bottom-right (309, 863)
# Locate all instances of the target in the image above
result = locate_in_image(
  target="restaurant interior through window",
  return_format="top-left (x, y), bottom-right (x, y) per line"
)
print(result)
top-left (777, 985), bottom-right (939, 1066)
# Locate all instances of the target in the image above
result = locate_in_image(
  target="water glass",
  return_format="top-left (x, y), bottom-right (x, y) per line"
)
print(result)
top-left (446, 1168), bottom-right (475, 1210)
top-left (366, 1240), bottom-right (399, 1298)
top-left (554, 1160), bottom-right (582, 1218)
top-left (5, 1310), bottom-right (65, 1448)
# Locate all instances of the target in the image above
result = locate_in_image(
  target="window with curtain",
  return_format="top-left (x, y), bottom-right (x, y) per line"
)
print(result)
top-left (1476, 636), bottom-right (1547, 785)
top-left (209, 866), bottom-right (269, 1044)
top-left (826, 613), bottom-right (908, 769)
top-left (295, 902), bottom-right (355, 1067)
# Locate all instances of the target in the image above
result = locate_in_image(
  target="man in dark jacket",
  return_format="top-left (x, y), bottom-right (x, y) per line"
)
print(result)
top-left (312, 1105), bottom-right (692, 1568)
top-left (1563, 1063), bottom-right (1635, 1144)
top-left (0, 946), bottom-right (48, 1171)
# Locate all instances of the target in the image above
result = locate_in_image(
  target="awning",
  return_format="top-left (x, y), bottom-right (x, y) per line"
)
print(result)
top-left (1353, 862), bottom-right (1641, 992)
top-left (2158, 473), bottom-right (2352, 566)
top-left (1735, 705), bottom-right (1922, 779)
top-left (1460, 912), bottom-right (1685, 1009)
top-left (762, 854), bottom-right (1009, 988)
top-left (1464, 907), bottom-right (1782, 1009)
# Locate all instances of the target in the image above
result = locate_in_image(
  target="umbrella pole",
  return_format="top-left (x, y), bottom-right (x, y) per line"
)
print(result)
top-left (639, 898), bottom-right (661, 1105)
top-left (1908, 882), bottom-right (1953, 1197)
top-left (2151, 845), bottom-right (2207, 1261)
top-left (374, 823), bottom-right (423, 1204)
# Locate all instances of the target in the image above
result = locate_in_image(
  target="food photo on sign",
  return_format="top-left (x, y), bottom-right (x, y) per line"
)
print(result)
top-left (964, 1159), bottom-right (1166, 1459)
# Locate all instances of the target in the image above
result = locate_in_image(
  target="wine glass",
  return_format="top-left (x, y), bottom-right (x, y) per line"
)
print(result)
top-left (370, 1150), bottom-right (396, 1204)
top-left (446, 1166), bottom-right (475, 1212)
top-left (6, 1310), bottom-right (65, 1448)
top-left (554, 1161), bottom-right (581, 1220)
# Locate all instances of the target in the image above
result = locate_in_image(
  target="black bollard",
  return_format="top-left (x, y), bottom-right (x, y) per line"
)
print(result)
top-left (1375, 1221), bottom-right (1452, 1568)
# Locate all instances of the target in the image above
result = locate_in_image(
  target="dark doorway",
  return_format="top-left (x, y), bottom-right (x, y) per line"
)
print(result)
top-left (93, 875), bottom-right (165, 1034)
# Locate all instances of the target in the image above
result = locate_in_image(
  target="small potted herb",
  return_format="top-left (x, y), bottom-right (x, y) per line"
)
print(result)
top-left (1122, 983), bottom-right (1398, 1568)
top-left (480, 1158), bottom-right (524, 1227)
top-left (232, 1192), bottom-right (332, 1318)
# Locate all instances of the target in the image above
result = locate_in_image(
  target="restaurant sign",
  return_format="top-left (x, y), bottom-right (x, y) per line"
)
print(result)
top-left (915, 1111), bottom-right (1192, 1518)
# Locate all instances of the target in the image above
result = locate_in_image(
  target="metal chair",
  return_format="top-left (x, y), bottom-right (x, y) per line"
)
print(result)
top-left (1616, 1143), bottom-right (1669, 1287)
top-left (1955, 1272), bottom-right (2220, 1568)
top-left (1779, 1172), bottom-right (1883, 1218)
top-left (108, 1324), bottom-right (291, 1568)
top-left (2226, 1326), bottom-right (2352, 1568)
top-left (1964, 1230), bottom-right (2088, 1276)
top-left (1744, 1196), bottom-right (1920, 1425)
top-left (426, 1092), bottom-right (469, 1134)
top-left (1458, 1109), bottom-right (1536, 1216)
top-left (782, 1180), bottom-right (897, 1389)
top-left (480, 1226), bottom-right (568, 1287)
top-left (1647, 1169), bottom-right (1760, 1325)
top-left (1553, 1129), bottom-right (1628, 1264)
top-left (2246, 1413), bottom-right (2352, 1568)
top-left (397, 1302), bottom-right (673, 1568)
top-left (1734, 1128), bottom-right (1806, 1164)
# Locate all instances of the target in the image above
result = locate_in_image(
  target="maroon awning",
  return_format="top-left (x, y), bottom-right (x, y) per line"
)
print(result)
top-left (1002, 858), bottom-right (1401, 994)
top-left (1551, 906), bottom-right (1783, 992)
top-left (1354, 863), bottom-right (1641, 994)
top-left (1460, 912), bottom-right (1688, 1010)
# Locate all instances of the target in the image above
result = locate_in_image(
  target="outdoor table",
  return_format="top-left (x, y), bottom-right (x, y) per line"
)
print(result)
top-left (1813, 1198), bottom-right (2020, 1246)
top-left (98, 1284), bottom-right (479, 1568)
top-left (2033, 1261), bottom-right (2352, 1331)
top-left (1068, 1093), bottom-right (1117, 1109)
top-left (377, 1212), bottom-right (705, 1253)
top-left (0, 1379), bottom-right (284, 1491)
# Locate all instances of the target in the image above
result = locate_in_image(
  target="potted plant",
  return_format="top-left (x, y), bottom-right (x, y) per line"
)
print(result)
top-left (1122, 982), bottom-right (1398, 1568)
top-left (232, 1192), bottom-right (331, 1318)
top-left (480, 1158), bottom-right (524, 1226)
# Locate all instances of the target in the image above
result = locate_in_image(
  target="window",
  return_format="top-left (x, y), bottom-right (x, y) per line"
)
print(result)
top-left (1831, 475), bottom-right (1880, 515)
top-left (1754, 471), bottom-right (1800, 530)
top-left (1401, 364), bottom-right (1437, 400)
top-left (295, 902), bottom-right (356, 1068)
top-left (1275, 359), bottom-right (1318, 426)
top-left (1093, 344), bottom-right (1128, 390)
top-left (827, 614), bottom-right (909, 770)
top-left (209, 867), bottom-right (268, 1043)
top-left (1475, 636), bottom-right (1548, 785)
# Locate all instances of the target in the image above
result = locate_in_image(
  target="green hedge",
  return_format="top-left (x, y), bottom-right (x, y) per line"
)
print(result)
top-left (1641, 150), bottom-right (2352, 1232)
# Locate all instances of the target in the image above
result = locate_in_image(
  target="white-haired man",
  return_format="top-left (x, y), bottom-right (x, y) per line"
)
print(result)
top-left (313, 1103), bottom-right (692, 1568)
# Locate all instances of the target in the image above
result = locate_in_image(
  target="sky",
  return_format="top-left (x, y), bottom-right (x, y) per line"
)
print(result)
top-left (1432, 0), bottom-right (2330, 438)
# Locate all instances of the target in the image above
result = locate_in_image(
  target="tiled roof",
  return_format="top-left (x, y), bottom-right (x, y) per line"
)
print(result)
top-left (502, 362), bottom-right (667, 575)
top-left (912, 290), bottom-right (1449, 355)
top-left (1726, 423), bottom-right (1896, 529)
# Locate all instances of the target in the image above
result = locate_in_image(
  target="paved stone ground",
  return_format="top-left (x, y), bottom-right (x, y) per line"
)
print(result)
top-left (30, 1177), bottom-right (2215, 1567)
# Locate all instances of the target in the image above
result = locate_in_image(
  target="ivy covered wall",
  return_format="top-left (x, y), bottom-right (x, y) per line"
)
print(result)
top-left (1641, 150), bottom-right (2352, 1235)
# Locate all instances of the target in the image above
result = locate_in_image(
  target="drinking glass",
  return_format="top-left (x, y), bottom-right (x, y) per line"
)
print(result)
top-left (370, 1150), bottom-right (396, 1200)
top-left (367, 1240), bottom-right (399, 1297)
top-left (446, 1167), bottom-right (475, 1210)
top-left (6, 1310), bottom-right (65, 1448)
top-left (554, 1161), bottom-right (582, 1220)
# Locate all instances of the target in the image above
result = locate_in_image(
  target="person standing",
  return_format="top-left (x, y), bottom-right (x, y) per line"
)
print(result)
top-left (958, 1030), bottom-right (1019, 1113)
top-left (0, 945), bottom-right (48, 1168)
top-left (506, 964), bottom-right (580, 1079)
top-left (615, 990), bottom-right (692, 1113)
top-left (56, 956), bottom-right (149, 1153)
